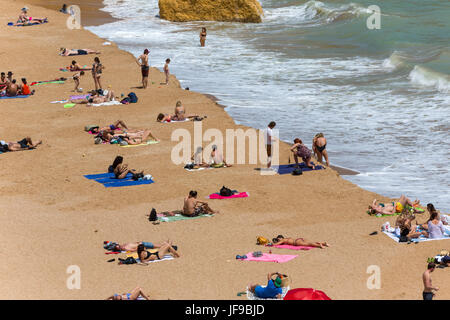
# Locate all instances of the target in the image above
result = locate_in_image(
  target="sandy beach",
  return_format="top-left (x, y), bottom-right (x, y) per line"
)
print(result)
top-left (0, 0), bottom-right (448, 300)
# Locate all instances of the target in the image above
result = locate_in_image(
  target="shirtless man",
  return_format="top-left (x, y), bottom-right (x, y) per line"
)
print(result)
top-left (60, 48), bottom-right (100, 56)
top-left (3, 137), bottom-right (42, 151)
top-left (111, 241), bottom-right (162, 252)
top-left (423, 263), bottom-right (438, 300)
top-left (121, 130), bottom-right (158, 145)
top-left (6, 79), bottom-right (19, 96)
top-left (90, 120), bottom-right (129, 134)
top-left (136, 49), bottom-right (150, 88)
top-left (183, 190), bottom-right (219, 216)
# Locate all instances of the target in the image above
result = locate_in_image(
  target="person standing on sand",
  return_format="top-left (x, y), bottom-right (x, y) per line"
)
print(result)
top-left (136, 49), bottom-right (150, 89)
top-left (72, 71), bottom-right (84, 92)
top-left (264, 122), bottom-right (276, 168)
top-left (163, 58), bottom-right (170, 85)
top-left (312, 133), bottom-right (329, 167)
top-left (422, 262), bottom-right (438, 300)
top-left (91, 57), bottom-right (104, 91)
top-left (200, 27), bottom-right (207, 47)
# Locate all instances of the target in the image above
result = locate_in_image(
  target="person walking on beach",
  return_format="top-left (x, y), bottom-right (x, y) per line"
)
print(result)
top-left (312, 133), bottom-right (329, 167)
top-left (422, 262), bottom-right (438, 300)
top-left (163, 58), bottom-right (170, 85)
top-left (91, 57), bottom-right (104, 91)
top-left (264, 122), bottom-right (276, 168)
top-left (136, 49), bottom-right (150, 89)
top-left (200, 27), bottom-right (207, 47)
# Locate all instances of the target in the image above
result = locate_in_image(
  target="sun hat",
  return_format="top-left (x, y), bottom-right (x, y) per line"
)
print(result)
top-left (273, 277), bottom-right (282, 288)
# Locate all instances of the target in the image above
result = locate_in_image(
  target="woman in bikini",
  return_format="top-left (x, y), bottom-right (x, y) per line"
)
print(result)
top-left (106, 286), bottom-right (150, 300)
top-left (137, 242), bottom-right (180, 263)
top-left (395, 209), bottom-right (428, 240)
top-left (312, 133), bottom-right (329, 167)
top-left (60, 48), bottom-right (100, 56)
top-left (199, 27), bottom-right (207, 47)
top-left (290, 138), bottom-right (315, 169)
top-left (272, 235), bottom-right (329, 249)
top-left (110, 156), bottom-right (144, 179)
top-left (92, 57), bottom-right (104, 91)
top-left (368, 196), bottom-right (421, 216)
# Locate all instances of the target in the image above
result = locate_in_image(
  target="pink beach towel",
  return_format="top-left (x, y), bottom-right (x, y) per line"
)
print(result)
top-left (270, 245), bottom-right (316, 251)
top-left (208, 192), bottom-right (249, 199)
top-left (243, 252), bottom-right (297, 263)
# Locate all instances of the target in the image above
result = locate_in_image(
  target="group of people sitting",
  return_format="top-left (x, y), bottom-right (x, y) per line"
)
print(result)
top-left (156, 101), bottom-right (206, 122)
top-left (0, 72), bottom-right (34, 97)
top-left (0, 137), bottom-right (42, 153)
top-left (88, 120), bottom-right (158, 145)
top-left (394, 203), bottom-right (448, 241)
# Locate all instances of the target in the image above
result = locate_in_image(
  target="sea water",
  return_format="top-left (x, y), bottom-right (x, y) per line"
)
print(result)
top-left (86, 0), bottom-right (450, 211)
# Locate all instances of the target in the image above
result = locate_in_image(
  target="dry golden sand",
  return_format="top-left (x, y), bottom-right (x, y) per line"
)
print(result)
top-left (0, 1), bottom-right (448, 300)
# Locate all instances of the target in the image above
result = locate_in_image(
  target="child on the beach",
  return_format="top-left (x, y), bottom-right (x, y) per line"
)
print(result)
top-left (72, 71), bottom-right (84, 92)
top-left (163, 58), bottom-right (170, 85)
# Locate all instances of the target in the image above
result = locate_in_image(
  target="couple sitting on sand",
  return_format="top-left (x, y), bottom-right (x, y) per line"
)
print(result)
top-left (93, 121), bottom-right (158, 145)
top-left (159, 190), bottom-right (220, 217)
top-left (157, 101), bottom-right (206, 122)
top-left (395, 203), bottom-right (448, 241)
top-left (0, 137), bottom-right (42, 152)
top-left (188, 145), bottom-right (232, 169)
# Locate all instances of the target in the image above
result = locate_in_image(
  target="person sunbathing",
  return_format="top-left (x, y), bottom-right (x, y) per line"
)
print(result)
top-left (1, 137), bottom-right (42, 152)
top-left (60, 48), bottom-right (100, 56)
top-left (6, 79), bottom-right (19, 96)
top-left (157, 113), bottom-right (205, 122)
top-left (90, 120), bottom-right (129, 135)
top-left (71, 90), bottom-right (115, 105)
top-left (69, 60), bottom-right (91, 71)
top-left (110, 241), bottom-right (162, 252)
top-left (368, 196), bottom-right (421, 216)
top-left (110, 156), bottom-right (144, 179)
top-left (106, 287), bottom-right (150, 300)
top-left (17, 7), bottom-right (47, 25)
top-left (271, 235), bottom-right (329, 249)
top-left (137, 241), bottom-right (180, 263)
top-left (183, 190), bottom-right (219, 216)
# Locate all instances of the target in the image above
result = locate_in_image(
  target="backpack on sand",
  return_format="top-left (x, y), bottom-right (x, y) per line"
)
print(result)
top-left (220, 186), bottom-right (233, 197)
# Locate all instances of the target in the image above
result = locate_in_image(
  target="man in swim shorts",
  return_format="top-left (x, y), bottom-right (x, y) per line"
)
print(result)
top-left (423, 263), bottom-right (438, 300)
top-left (4, 137), bottom-right (42, 151)
top-left (136, 49), bottom-right (150, 89)
top-left (248, 272), bottom-right (284, 299)
top-left (183, 190), bottom-right (219, 216)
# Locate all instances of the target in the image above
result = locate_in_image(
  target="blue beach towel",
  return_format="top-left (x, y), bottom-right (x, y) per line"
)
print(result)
top-left (0, 95), bottom-right (30, 99)
top-left (84, 172), bottom-right (154, 188)
top-left (8, 21), bottom-right (48, 27)
top-left (273, 163), bottom-right (324, 175)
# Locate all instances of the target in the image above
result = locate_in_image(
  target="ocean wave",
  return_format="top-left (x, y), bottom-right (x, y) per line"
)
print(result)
top-left (263, 1), bottom-right (373, 25)
top-left (409, 65), bottom-right (450, 93)
top-left (383, 48), bottom-right (445, 70)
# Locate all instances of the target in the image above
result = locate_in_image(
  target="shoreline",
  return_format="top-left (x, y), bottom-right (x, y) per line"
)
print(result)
top-left (1, 0), bottom-right (449, 300)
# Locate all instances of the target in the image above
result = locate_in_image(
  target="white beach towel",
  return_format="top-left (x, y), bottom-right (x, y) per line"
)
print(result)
top-left (89, 100), bottom-right (121, 107)
top-left (136, 254), bottom-right (174, 264)
top-left (383, 224), bottom-right (450, 243)
top-left (246, 286), bottom-right (290, 300)
top-left (163, 119), bottom-right (190, 123)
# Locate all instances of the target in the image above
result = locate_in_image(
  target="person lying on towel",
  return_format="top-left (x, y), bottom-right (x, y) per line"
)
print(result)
top-left (16, 7), bottom-right (47, 26)
top-left (183, 190), bottom-right (219, 216)
top-left (105, 241), bottom-right (165, 252)
top-left (88, 120), bottom-right (129, 135)
top-left (60, 48), bottom-right (100, 56)
top-left (106, 287), bottom-right (150, 300)
top-left (0, 137), bottom-right (42, 152)
top-left (248, 272), bottom-right (286, 299)
top-left (271, 235), bottom-right (329, 249)
top-left (368, 196), bottom-right (421, 216)
top-left (136, 241), bottom-right (180, 263)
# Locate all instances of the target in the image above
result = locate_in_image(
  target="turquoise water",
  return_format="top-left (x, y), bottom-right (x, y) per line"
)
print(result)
top-left (88, 0), bottom-right (450, 211)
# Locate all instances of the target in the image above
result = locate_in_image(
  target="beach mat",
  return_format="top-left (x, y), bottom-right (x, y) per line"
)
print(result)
top-left (31, 80), bottom-right (65, 86)
top-left (89, 101), bottom-right (121, 107)
top-left (0, 95), bottom-right (30, 99)
top-left (84, 172), bottom-right (154, 188)
top-left (208, 192), bottom-right (249, 199)
top-left (242, 252), bottom-right (297, 263)
top-left (383, 226), bottom-right (450, 243)
top-left (8, 21), bottom-right (48, 26)
top-left (125, 252), bottom-right (174, 264)
top-left (120, 140), bottom-right (160, 148)
top-left (274, 163), bottom-right (324, 175)
top-left (270, 244), bottom-right (316, 251)
top-left (157, 213), bottom-right (213, 222)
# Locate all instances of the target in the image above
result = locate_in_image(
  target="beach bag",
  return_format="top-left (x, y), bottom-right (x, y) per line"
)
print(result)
top-left (128, 92), bottom-right (138, 103)
top-left (119, 257), bottom-right (137, 265)
top-left (220, 186), bottom-right (233, 197)
top-left (292, 168), bottom-right (303, 175)
top-left (149, 208), bottom-right (157, 222)
top-left (132, 172), bottom-right (144, 181)
top-left (257, 236), bottom-right (269, 245)
top-left (184, 163), bottom-right (194, 170)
